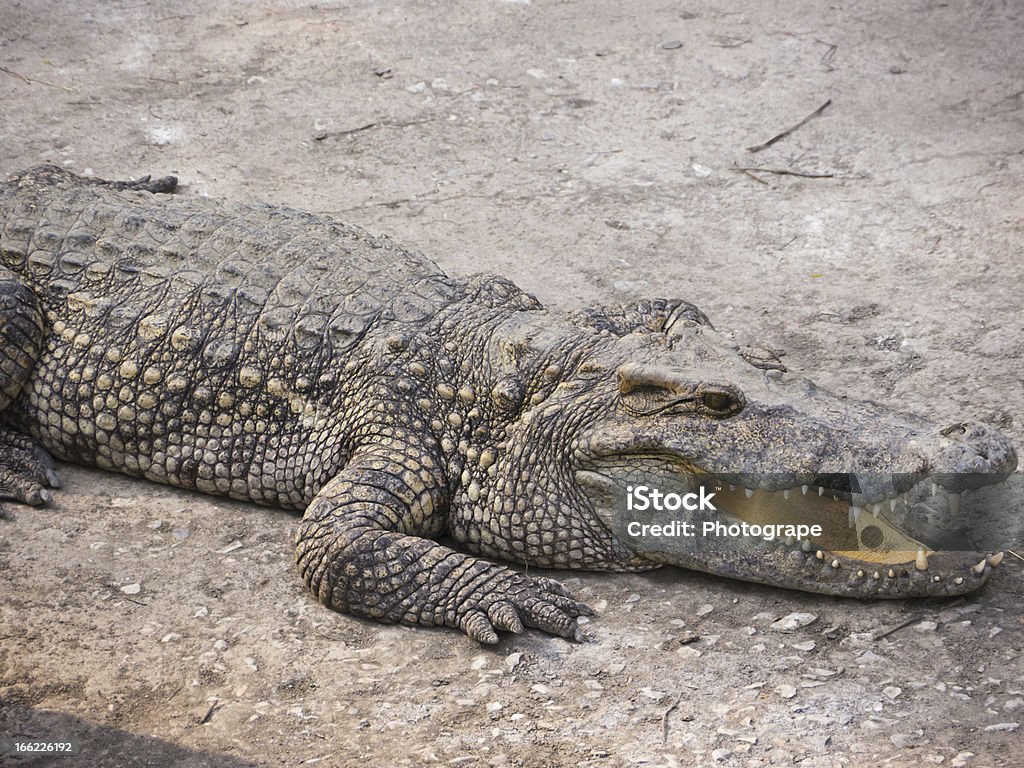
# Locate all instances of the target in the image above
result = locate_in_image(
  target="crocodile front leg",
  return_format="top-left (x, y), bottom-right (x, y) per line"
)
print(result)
top-left (294, 438), bottom-right (593, 643)
top-left (0, 269), bottom-right (60, 510)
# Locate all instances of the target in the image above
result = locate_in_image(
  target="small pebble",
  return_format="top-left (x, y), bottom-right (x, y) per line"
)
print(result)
top-left (856, 650), bottom-right (883, 665)
top-left (983, 722), bottom-right (1019, 732)
top-left (890, 733), bottom-right (923, 748)
top-left (770, 612), bottom-right (817, 632)
top-left (120, 583), bottom-right (141, 595)
top-left (661, 40), bottom-right (683, 49)
top-left (775, 684), bottom-right (797, 699)
top-left (884, 686), bottom-right (903, 700)
top-left (696, 603), bottom-right (714, 617)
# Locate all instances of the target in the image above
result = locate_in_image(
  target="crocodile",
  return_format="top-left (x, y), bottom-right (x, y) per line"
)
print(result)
top-left (0, 165), bottom-right (1016, 643)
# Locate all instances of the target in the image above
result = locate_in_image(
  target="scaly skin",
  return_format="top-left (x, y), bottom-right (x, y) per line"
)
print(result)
top-left (0, 166), bottom-right (1016, 643)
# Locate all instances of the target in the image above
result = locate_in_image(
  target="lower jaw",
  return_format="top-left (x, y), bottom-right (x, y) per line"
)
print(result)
top-left (649, 540), bottom-right (1003, 598)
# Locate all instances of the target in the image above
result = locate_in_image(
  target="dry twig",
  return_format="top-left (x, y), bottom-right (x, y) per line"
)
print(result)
top-left (661, 693), bottom-right (685, 743)
top-left (732, 165), bottom-right (834, 179)
top-left (0, 65), bottom-right (74, 92)
top-left (746, 99), bottom-right (832, 153)
top-left (873, 614), bottom-right (924, 641)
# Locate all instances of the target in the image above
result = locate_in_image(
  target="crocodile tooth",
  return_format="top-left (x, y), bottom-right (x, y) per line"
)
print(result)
top-left (872, 571), bottom-right (881, 580)
top-left (887, 568), bottom-right (896, 578)
top-left (852, 506), bottom-right (862, 524)
top-left (818, 487), bottom-right (824, 496)
top-left (954, 576), bottom-right (964, 585)
top-left (801, 484), bottom-right (809, 495)
top-left (801, 539), bottom-right (812, 552)
top-left (972, 559), bottom-right (987, 575)
top-left (948, 493), bottom-right (960, 515)
top-left (915, 549), bottom-right (928, 571)
top-left (783, 489), bottom-right (791, 500)
top-left (785, 535), bottom-right (795, 546)
top-left (889, 499), bottom-right (896, 513)
top-left (933, 575), bottom-right (941, 582)
top-left (872, 504), bottom-right (881, 516)
top-left (745, 488), bottom-right (754, 498)
top-left (931, 482), bottom-right (938, 496)
top-left (856, 569), bottom-right (864, 578)
top-left (988, 552), bottom-right (1004, 567)
top-left (831, 559), bottom-right (840, 568)
top-left (815, 550), bottom-right (824, 560)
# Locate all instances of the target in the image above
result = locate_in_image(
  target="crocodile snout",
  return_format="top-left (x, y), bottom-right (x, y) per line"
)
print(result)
top-left (927, 420), bottom-right (1017, 490)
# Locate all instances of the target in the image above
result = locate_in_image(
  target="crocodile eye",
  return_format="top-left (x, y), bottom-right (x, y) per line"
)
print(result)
top-left (699, 389), bottom-right (743, 418)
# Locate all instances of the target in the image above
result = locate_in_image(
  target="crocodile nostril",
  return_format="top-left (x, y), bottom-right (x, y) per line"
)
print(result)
top-left (940, 423), bottom-right (968, 438)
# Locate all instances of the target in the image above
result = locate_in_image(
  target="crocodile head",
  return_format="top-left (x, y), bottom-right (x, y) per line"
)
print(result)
top-left (526, 314), bottom-right (1017, 596)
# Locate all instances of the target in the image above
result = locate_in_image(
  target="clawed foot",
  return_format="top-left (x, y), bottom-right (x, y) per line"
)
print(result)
top-left (0, 429), bottom-right (60, 509)
top-left (455, 570), bottom-right (595, 644)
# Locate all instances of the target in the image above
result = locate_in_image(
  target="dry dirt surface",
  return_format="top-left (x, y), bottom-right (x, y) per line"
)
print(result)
top-left (1, 1), bottom-right (1023, 766)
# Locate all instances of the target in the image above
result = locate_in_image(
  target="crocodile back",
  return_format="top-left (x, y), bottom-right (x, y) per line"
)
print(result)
top-left (0, 166), bottom-right (463, 506)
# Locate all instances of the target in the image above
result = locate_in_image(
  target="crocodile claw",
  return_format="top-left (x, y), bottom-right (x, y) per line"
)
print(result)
top-left (456, 571), bottom-right (594, 644)
top-left (0, 428), bottom-right (60, 509)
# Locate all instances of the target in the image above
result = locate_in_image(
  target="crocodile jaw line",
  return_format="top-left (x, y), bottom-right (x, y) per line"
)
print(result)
top-left (580, 470), bottom-right (1006, 597)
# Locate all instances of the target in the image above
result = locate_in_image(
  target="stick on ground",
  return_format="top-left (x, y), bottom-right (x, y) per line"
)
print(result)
top-left (746, 99), bottom-right (832, 153)
top-left (0, 65), bottom-right (75, 92)
top-left (732, 166), bottom-right (834, 179)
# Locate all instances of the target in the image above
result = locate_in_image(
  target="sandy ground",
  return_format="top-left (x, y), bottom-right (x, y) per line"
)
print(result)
top-left (1, 1), bottom-right (1023, 766)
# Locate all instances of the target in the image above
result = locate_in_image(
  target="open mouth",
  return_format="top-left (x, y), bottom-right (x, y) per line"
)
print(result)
top-left (711, 476), bottom-right (1006, 586)
top-left (577, 462), bottom-right (1010, 597)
